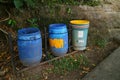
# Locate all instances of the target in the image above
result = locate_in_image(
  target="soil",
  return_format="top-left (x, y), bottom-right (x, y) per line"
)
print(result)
top-left (16, 40), bottom-right (119, 80)
top-left (51, 42), bottom-right (120, 80)
top-left (0, 25), bottom-right (17, 80)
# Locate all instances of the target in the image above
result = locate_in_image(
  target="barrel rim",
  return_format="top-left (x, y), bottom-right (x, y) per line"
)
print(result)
top-left (49, 23), bottom-right (67, 33)
top-left (70, 20), bottom-right (89, 25)
top-left (18, 27), bottom-right (40, 36)
top-left (49, 23), bottom-right (66, 29)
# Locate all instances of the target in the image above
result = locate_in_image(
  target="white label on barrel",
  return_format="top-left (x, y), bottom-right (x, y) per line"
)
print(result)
top-left (78, 31), bottom-right (83, 38)
top-left (78, 40), bottom-right (84, 43)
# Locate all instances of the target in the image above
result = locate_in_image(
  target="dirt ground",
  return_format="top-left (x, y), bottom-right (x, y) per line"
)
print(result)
top-left (16, 40), bottom-right (119, 80)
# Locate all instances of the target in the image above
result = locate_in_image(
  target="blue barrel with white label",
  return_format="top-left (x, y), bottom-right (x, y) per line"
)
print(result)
top-left (17, 27), bottom-right (42, 66)
top-left (49, 23), bottom-right (68, 56)
top-left (70, 20), bottom-right (90, 50)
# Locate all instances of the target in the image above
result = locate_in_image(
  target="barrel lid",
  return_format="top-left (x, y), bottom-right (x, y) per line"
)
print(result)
top-left (49, 23), bottom-right (67, 33)
top-left (70, 20), bottom-right (89, 25)
top-left (18, 27), bottom-right (41, 40)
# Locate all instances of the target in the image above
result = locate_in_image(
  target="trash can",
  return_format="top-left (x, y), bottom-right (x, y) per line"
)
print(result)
top-left (49, 23), bottom-right (68, 56)
top-left (70, 20), bottom-right (90, 50)
top-left (17, 27), bottom-right (42, 66)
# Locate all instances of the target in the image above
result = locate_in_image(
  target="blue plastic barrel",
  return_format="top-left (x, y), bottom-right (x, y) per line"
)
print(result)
top-left (17, 27), bottom-right (42, 66)
top-left (49, 23), bottom-right (68, 56)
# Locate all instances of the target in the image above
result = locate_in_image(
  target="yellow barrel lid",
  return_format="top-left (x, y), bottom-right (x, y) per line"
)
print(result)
top-left (70, 20), bottom-right (89, 25)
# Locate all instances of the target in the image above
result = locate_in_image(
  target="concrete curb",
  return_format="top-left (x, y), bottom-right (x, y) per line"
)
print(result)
top-left (82, 30), bottom-right (120, 80)
top-left (82, 46), bottom-right (120, 80)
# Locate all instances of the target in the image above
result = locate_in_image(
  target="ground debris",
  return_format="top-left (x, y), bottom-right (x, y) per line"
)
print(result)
top-left (0, 25), bottom-right (17, 79)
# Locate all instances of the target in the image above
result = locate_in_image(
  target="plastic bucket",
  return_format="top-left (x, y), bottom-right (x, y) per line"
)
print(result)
top-left (17, 27), bottom-right (42, 66)
top-left (49, 23), bottom-right (68, 56)
top-left (70, 20), bottom-right (90, 50)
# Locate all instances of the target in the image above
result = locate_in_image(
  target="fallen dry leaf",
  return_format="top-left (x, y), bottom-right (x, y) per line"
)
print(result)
top-left (82, 67), bottom-right (90, 71)
top-left (45, 76), bottom-right (48, 80)
top-left (92, 64), bottom-right (96, 67)
top-left (7, 56), bottom-right (11, 60)
top-left (80, 72), bottom-right (83, 76)
top-left (82, 71), bottom-right (88, 74)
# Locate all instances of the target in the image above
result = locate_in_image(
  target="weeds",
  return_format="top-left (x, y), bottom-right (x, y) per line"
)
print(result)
top-left (66, 7), bottom-right (72, 14)
top-left (82, 0), bottom-right (101, 6)
top-left (47, 53), bottom-right (54, 60)
top-left (39, 0), bottom-right (101, 6)
top-left (7, 19), bottom-right (17, 27)
top-left (7, 19), bottom-right (19, 31)
top-left (14, 0), bottom-right (35, 9)
top-left (27, 18), bottom-right (39, 28)
top-left (48, 54), bottom-right (89, 75)
top-left (95, 39), bottom-right (108, 48)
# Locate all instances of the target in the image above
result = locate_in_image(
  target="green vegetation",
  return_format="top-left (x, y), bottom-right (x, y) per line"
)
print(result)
top-left (47, 54), bottom-right (88, 75)
top-left (7, 19), bottom-right (21, 31)
top-left (90, 29), bottom-right (108, 48)
top-left (27, 18), bottom-right (39, 28)
top-left (47, 53), bottom-right (55, 60)
top-left (7, 19), bottom-right (17, 27)
top-left (14, 0), bottom-right (35, 9)
top-left (39, 0), bottom-right (80, 6)
top-left (38, 0), bottom-right (101, 7)
top-left (95, 39), bottom-right (108, 48)
top-left (66, 7), bottom-right (72, 14)
top-left (0, 0), bottom-right (35, 9)
top-left (82, 0), bottom-right (101, 6)
top-left (0, 0), bottom-right (101, 9)
top-left (38, 16), bottom-right (72, 28)
top-left (20, 74), bottom-right (42, 80)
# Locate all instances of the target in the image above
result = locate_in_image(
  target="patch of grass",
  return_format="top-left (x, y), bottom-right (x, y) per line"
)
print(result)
top-left (27, 18), bottom-right (39, 28)
top-left (39, 0), bottom-right (80, 6)
top-left (7, 19), bottom-right (17, 27)
top-left (82, 0), bottom-right (101, 6)
top-left (95, 39), bottom-right (108, 48)
top-left (66, 7), bottom-right (72, 14)
top-left (47, 53), bottom-right (55, 60)
top-left (48, 54), bottom-right (89, 75)
top-left (38, 16), bottom-right (72, 28)
top-left (31, 74), bottom-right (42, 80)
top-left (38, 0), bottom-right (101, 6)
top-left (14, 0), bottom-right (35, 9)
top-left (20, 75), bottom-right (41, 80)
top-left (7, 19), bottom-right (20, 31)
